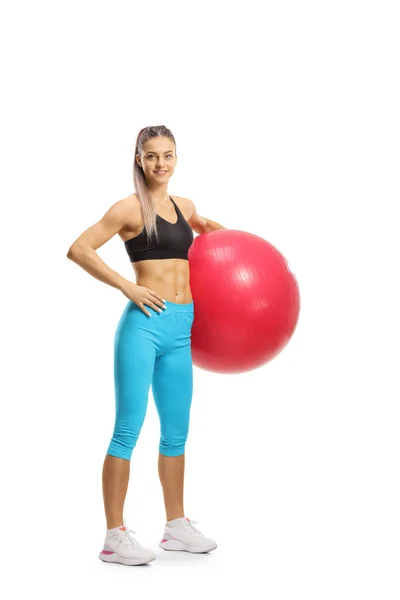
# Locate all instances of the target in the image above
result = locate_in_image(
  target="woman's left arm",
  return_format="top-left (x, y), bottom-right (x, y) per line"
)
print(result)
top-left (186, 198), bottom-right (227, 234)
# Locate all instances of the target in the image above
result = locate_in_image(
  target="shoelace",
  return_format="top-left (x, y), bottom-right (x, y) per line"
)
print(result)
top-left (117, 518), bottom-right (140, 548)
top-left (182, 519), bottom-right (202, 535)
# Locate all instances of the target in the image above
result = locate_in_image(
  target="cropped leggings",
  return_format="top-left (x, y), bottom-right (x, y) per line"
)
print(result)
top-left (106, 299), bottom-right (195, 460)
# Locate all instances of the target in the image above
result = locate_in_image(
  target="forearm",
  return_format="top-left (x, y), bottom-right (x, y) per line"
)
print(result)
top-left (67, 244), bottom-right (131, 292)
top-left (205, 219), bottom-right (227, 233)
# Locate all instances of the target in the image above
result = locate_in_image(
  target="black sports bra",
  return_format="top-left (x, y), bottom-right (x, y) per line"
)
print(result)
top-left (124, 196), bottom-right (194, 263)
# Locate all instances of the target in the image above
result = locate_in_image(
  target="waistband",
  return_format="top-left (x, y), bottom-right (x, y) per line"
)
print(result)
top-left (163, 299), bottom-right (194, 313)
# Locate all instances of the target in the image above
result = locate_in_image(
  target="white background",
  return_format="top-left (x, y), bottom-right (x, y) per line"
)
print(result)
top-left (1, 0), bottom-right (399, 598)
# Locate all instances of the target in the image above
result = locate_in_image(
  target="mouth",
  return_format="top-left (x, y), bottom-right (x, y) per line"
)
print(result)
top-left (154, 170), bottom-right (168, 175)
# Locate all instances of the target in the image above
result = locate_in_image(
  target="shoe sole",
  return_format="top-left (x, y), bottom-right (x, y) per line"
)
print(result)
top-left (159, 539), bottom-right (217, 553)
top-left (99, 550), bottom-right (156, 566)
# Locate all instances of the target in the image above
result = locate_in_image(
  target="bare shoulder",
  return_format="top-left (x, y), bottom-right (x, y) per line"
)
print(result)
top-left (102, 193), bottom-right (139, 217)
top-left (119, 192), bottom-right (140, 213)
top-left (115, 193), bottom-right (143, 240)
top-left (67, 193), bottom-right (140, 252)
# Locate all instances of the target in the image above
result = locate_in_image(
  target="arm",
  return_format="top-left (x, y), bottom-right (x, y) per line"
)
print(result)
top-left (187, 198), bottom-right (227, 234)
top-left (66, 198), bottom-right (132, 293)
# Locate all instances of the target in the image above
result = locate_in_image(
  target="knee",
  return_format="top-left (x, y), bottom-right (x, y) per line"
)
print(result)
top-left (159, 432), bottom-right (188, 457)
top-left (107, 425), bottom-right (140, 461)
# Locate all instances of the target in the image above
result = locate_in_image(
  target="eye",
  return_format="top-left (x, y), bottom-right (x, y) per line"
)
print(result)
top-left (146, 154), bottom-right (173, 159)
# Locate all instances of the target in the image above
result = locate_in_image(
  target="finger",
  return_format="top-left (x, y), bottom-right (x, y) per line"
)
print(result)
top-left (149, 290), bottom-right (166, 304)
top-left (146, 299), bottom-right (164, 313)
top-left (148, 292), bottom-right (167, 309)
top-left (139, 302), bottom-right (152, 317)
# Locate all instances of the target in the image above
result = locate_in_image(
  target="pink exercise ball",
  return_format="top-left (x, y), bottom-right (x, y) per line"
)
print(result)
top-left (188, 229), bottom-right (300, 374)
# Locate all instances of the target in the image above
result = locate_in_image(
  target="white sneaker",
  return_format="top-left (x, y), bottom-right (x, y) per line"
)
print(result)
top-left (99, 518), bottom-right (156, 566)
top-left (159, 517), bottom-right (217, 553)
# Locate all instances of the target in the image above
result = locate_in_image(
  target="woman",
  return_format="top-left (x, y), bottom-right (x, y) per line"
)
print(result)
top-left (67, 125), bottom-right (226, 566)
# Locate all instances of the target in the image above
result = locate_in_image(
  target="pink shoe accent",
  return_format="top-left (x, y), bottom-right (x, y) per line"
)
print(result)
top-left (161, 538), bottom-right (168, 543)
top-left (100, 550), bottom-right (114, 555)
top-left (185, 518), bottom-right (190, 522)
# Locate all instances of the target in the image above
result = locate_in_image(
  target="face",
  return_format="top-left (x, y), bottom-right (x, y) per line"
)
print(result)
top-left (136, 136), bottom-right (177, 183)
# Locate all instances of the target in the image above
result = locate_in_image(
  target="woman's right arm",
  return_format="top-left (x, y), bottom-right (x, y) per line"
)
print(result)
top-left (66, 198), bottom-right (132, 293)
top-left (66, 197), bottom-right (166, 316)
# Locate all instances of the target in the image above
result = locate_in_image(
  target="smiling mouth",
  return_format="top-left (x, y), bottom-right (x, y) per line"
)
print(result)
top-left (154, 171), bottom-right (167, 174)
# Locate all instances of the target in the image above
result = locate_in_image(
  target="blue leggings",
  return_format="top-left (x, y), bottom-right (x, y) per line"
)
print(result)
top-left (106, 299), bottom-right (195, 460)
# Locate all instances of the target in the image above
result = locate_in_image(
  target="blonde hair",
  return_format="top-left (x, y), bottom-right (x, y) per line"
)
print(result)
top-left (133, 125), bottom-right (176, 243)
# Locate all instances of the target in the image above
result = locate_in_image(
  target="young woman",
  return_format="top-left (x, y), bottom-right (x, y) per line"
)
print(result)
top-left (67, 125), bottom-right (226, 566)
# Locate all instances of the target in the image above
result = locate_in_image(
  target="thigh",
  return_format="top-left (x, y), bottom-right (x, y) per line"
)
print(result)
top-left (114, 305), bottom-right (157, 424)
top-left (152, 343), bottom-right (193, 434)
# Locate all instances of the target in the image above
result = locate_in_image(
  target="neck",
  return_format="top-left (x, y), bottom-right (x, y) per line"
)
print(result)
top-left (146, 181), bottom-right (170, 205)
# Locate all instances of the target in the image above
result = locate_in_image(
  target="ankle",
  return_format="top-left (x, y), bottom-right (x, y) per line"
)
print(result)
top-left (107, 522), bottom-right (124, 530)
top-left (166, 514), bottom-right (185, 522)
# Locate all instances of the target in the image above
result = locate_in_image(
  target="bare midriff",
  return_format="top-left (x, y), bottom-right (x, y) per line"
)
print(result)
top-left (133, 258), bottom-right (193, 304)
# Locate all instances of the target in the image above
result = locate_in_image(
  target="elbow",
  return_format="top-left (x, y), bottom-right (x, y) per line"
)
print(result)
top-left (67, 243), bottom-right (83, 260)
top-left (67, 241), bottom-right (94, 260)
top-left (66, 245), bottom-right (76, 259)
